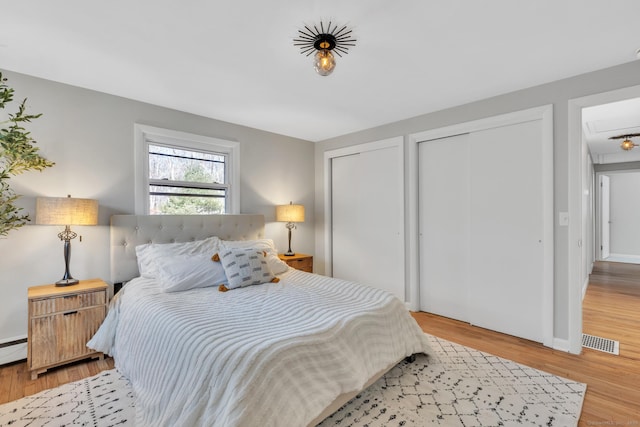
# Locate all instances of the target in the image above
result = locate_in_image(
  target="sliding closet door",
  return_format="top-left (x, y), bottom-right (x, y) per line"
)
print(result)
top-left (418, 134), bottom-right (470, 321)
top-left (331, 154), bottom-right (362, 281)
top-left (331, 144), bottom-right (404, 301)
top-left (418, 110), bottom-right (551, 344)
top-left (468, 120), bottom-right (544, 342)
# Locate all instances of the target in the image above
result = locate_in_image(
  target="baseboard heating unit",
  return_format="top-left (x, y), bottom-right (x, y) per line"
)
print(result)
top-left (582, 333), bottom-right (619, 355)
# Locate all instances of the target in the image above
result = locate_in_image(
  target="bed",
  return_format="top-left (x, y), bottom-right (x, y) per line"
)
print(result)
top-left (88, 214), bottom-right (432, 427)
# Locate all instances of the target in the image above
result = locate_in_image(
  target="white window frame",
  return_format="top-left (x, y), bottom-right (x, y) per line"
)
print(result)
top-left (134, 124), bottom-right (240, 214)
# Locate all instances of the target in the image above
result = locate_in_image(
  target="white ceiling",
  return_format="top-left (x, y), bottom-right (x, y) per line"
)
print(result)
top-left (583, 98), bottom-right (640, 164)
top-left (1, 1), bottom-right (640, 142)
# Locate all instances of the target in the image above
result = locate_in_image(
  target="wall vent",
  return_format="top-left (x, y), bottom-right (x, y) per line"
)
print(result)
top-left (582, 333), bottom-right (619, 355)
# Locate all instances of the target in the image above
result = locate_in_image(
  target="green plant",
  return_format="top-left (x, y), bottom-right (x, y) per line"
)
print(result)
top-left (0, 71), bottom-right (54, 237)
top-left (159, 164), bottom-right (224, 214)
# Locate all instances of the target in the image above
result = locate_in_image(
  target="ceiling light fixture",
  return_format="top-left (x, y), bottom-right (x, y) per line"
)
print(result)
top-left (609, 133), bottom-right (640, 151)
top-left (293, 21), bottom-right (356, 76)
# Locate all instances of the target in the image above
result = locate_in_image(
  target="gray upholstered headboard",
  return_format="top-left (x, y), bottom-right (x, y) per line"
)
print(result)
top-left (110, 214), bottom-right (265, 284)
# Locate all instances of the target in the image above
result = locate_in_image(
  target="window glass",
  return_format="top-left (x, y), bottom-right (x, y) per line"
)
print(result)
top-left (148, 144), bottom-right (225, 184)
top-left (148, 144), bottom-right (228, 215)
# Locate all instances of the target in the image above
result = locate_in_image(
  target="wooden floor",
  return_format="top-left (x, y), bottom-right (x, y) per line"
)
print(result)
top-left (1, 261), bottom-right (639, 426)
top-left (414, 261), bottom-right (640, 426)
top-left (0, 355), bottom-right (114, 405)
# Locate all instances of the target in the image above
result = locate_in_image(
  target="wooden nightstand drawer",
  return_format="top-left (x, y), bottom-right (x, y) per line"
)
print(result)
top-left (30, 291), bottom-right (106, 316)
top-left (30, 305), bottom-right (106, 368)
top-left (287, 257), bottom-right (313, 272)
top-left (278, 254), bottom-right (313, 273)
top-left (28, 279), bottom-right (108, 379)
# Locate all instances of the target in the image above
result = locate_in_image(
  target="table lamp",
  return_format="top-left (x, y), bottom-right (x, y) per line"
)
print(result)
top-left (36, 195), bottom-right (98, 286)
top-left (276, 202), bottom-right (304, 256)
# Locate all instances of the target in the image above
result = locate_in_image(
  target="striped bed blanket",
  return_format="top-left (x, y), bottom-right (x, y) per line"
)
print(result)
top-left (88, 269), bottom-right (431, 427)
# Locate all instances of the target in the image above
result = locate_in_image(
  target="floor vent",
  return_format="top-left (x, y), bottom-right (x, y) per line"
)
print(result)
top-left (582, 333), bottom-right (619, 355)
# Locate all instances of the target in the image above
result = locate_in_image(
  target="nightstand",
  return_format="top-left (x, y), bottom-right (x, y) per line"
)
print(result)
top-left (28, 278), bottom-right (108, 380)
top-left (278, 253), bottom-right (313, 273)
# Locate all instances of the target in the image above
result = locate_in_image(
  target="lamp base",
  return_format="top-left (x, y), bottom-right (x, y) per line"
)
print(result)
top-left (283, 251), bottom-right (296, 257)
top-left (57, 233), bottom-right (79, 287)
top-left (55, 278), bottom-right (79, 287)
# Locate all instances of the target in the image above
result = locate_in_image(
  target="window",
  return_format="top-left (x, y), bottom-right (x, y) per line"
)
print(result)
top-left (148, 143), bottom-right (227, 214)
top-left (135, 125), bottom-right (240, 215)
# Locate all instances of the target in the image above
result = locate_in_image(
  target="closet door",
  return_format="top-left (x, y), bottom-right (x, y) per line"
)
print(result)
top-left (418, 134), bottom-right (470, 321)
top-left (418, 114), bottom-right (550, 344)
top-left (331, 145), bottom-right (404, 301)
top-left (468, 120), bottom-right (544, 343)
top-left (331, 154), bottom-right (363, 282)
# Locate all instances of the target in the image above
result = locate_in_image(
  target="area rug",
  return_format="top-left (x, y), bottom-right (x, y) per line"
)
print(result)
top-left (0, 335), bottom-right (585, 427)
top-left (0, 369), bottom-right (135, 427)
top-left (319, 336), bottom-right (586, 426)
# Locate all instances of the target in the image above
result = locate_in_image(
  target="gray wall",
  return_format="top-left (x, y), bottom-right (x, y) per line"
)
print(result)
top-left (315, 60), bottom-right (640, 343)
top-left (0, 70), bottom-right (315, 345)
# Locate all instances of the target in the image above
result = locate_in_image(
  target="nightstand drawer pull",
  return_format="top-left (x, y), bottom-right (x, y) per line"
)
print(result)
top-left (30, 290), bottom-right (106, 316)
top-left (63, 311), bottom-right (78, 316)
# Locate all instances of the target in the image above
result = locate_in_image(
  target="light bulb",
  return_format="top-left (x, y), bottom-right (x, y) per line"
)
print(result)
top-left (621, 139), bottom-right (636, 151)
top-left (314, 49), bottom-right (336, 76)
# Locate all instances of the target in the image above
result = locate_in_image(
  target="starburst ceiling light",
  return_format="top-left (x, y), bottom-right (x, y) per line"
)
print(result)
top-left (609, 133), bottom-right (640, 151)
top-left (293, 21), bottom-right (356, 76)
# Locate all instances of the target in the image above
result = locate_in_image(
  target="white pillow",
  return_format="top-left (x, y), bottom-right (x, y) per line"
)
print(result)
top-left (220, 238), bottom-right (289, 274)
top-left (135, 236), bottom-right (220, 278)
top-left (266, 254), bottom-right (289, 275)
top-left (219, 238), bottom-right (277, 253)
top-left (156, 254), bottom-right (227, 292)
top-left (217, 248), bottom-right (276, 289)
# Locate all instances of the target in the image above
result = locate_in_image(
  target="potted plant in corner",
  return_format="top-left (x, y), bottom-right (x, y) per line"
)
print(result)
top-left (0, 71), bottom-right (54, 237)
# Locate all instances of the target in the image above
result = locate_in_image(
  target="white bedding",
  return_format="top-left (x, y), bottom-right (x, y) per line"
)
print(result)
top-left (88, 269), bottom-right (432, 427)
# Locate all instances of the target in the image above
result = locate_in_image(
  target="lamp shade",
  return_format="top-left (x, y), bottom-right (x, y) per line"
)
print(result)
top-left (276, 203), bottom-right (304, 223)
top-left (36, 197), bottom-right (99, 226)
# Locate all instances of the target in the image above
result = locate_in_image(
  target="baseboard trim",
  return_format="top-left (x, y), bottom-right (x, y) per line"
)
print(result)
top-left (0, 337), bottom-right (27, 348)
top-left (0, 337), bottom-right (27, 366)
top-left (605, 253), bottom-right (640, 264)
top-left (553, 337), bottom-right (571, 353)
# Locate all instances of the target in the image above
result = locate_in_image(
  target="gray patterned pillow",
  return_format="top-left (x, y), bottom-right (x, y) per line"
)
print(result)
top-left (218, 248), bottom-right (276, 289)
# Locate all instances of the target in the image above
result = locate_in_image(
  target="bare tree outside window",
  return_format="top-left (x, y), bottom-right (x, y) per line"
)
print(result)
top-left (148, 144), bottom-right (227, 215)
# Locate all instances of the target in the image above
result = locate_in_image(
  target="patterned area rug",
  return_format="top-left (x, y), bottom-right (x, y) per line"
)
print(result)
top-left (0, 335), bottom-right (585, 427)
top-left (319, 336), bottom-right (586, 426)
top-left (0, 369), bottom-right (134, 427)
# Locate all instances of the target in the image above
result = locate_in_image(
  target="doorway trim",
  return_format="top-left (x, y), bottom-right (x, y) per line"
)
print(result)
top-left (568, 84), bottom-right (640, 354)
top-left (597, 174), bottom-right (611, 262)
top-left (595, 170), bottom-right (640, 262)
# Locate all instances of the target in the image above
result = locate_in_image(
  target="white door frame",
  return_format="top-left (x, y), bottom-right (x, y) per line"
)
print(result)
top-left (409, 104), bottom-right (554, 348)
top-left (598, 174), bottom-right (611, 261)
top-left (568, 84), bottom-right (640, 354)
top-left (594, 169), bottom-right (640, 263)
